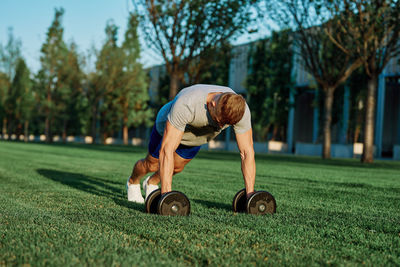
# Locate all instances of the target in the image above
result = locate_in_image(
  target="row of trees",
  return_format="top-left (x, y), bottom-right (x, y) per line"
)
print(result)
top-left (0, 8), bottom-right (151, 145)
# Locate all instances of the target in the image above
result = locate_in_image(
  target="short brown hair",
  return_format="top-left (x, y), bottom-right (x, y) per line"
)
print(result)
top-left (216, 93), bottom-right (246, 125)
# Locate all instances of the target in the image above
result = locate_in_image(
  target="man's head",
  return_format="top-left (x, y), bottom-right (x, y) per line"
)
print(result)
top-left (208, 92), bottom-right (246, 127)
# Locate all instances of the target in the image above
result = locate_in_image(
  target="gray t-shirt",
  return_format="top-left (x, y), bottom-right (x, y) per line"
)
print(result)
top-left (155, 84), bottom-right (251, 146)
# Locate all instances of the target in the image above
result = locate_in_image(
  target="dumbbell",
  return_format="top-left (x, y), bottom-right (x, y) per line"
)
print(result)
top-left (232, 188), bottom-right (276, 215)
top-left (145, 189), bottom-right (190, 216)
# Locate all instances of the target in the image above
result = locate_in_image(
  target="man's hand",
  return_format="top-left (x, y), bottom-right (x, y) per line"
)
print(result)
top-left (159, 121), bottom-right (184, 194)
top-left (235, 128), bottom-right (256, 195)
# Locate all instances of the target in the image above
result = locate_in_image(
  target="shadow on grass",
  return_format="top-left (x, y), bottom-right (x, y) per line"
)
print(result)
top-left (37, 169), bottom-right (144, 212)
top-left (196, 150), bottom-right (400, 170)
top-left (36, 141), bottom-right (147, 154)
top-left (192, 199), bottom-right (232, 212)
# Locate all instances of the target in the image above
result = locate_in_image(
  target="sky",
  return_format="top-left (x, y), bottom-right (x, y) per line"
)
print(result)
top-left (0, 0), bottom-right (269, 73)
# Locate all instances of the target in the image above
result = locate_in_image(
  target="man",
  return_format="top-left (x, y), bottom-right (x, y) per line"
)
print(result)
top-left (126, 84), bottom-right (255, 203)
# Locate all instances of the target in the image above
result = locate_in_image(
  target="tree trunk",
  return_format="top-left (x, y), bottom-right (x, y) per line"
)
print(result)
top-left (101, 117), bottom-right (107, 145)
top-left (7, 117), bottom-right (13, 140)
top-left (45, 117), bottom-right (51, 143)
top-left (362, 75), bottom-right (377, 163)
top-left (123, 116), bottom-right (129, 145)
top-left (169, 72), bottom-right (180, 100)
top-left (91, 106), bottom-right (97, 144)
top-left (322, 88), bottom-right (334, 159)
top-left (272, 124), bottom-right (279, 141)
top-left (7, 114), bottom-right (15, 141)
top-left (24, 120), bottom-right (29, 142)
top-left (62, 119), bottom-right (67, 143)
top-left (2, 118), bottom-right (7, 135)
top-left (45, 91), bottom-right (52, 143)
top-left (123, 125), bottom-right (129, 145)
top-left (103, 132), bottom-right (108, 145)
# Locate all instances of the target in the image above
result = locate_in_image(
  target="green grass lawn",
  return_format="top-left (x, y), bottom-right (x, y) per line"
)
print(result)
top-left (0, 141), bottom-right (399, 266)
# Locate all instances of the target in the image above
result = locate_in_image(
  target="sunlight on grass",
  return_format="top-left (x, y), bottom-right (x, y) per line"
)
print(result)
top-left (0, 141), bottom-right (399, 265)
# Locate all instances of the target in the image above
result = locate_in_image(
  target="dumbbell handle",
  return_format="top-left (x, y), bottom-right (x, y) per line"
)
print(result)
top-left (246, 191), bottom-right (256, 199)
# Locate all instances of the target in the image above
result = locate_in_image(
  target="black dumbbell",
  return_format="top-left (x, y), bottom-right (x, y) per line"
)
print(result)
top-left (232, 188), bottom-right (276, 215)
top-left (145, 189), bottom-right (162, 214)
top-left (145, 189), bottom-right (190, 216)
top-left (232, 188), bottom-right (247, 213)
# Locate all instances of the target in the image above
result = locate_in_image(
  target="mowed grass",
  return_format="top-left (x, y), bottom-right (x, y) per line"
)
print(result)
top-left (0, 141), bottom-right (399, 266)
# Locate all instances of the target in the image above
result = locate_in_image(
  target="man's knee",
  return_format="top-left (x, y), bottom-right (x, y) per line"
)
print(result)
top-left (173, 164), bottom-right (186, 174)
top-left (145, 160), bottom-right (158, 172)
top-left (139, 156), bottom-right (158, 173)
top-left (173, 167), bottom-right (184, 174)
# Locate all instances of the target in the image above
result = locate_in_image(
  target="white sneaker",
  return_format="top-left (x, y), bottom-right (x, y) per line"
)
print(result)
top-left (142, 176), bottom-right (159, 200)
top-left (126, 177), bottom-right (144, 203)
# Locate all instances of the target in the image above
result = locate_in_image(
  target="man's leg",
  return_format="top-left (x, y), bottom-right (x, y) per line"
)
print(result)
top-left (143, 152), bottom-right (193, 198)
top-left (128, 154), bottom-right (159, 185)
top-left (126, 154), bottom-right (158, 203)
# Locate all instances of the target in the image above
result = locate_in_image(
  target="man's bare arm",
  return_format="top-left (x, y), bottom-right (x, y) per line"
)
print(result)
top-left (159, 121), bottom-right (184, 193)
top-left (235, 128), bottom-right (256, 196)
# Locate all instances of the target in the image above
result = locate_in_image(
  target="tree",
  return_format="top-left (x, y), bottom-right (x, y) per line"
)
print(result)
top-left (266, 0), bottom-right (362, 159)
top-left (0, 27), bottom-right (22, 135)
top-left (0, 27), bottom-right (22, 80)
top-left (0, 72), bottom-right (10, 135)
top-left (95, 21), bottom-right (125, 143)
top-left (120, 14), bottom-right (153, 145)
top-left (39, 8), bottom-right (68, 143)
top-left (56, 42), bottom-right (87, 141)
top-left (187, 42), bottom-right (232, 86)
top-left (325, 0), bottom-right (400, 163)
top-left (135, 0), bottom-right (260, 99)
top-left (4, 58), bottom-right (34, 141)
top-left (246, 30), bottom-right (293, 142)
top-left (86, 71), bottom-right (101, 144)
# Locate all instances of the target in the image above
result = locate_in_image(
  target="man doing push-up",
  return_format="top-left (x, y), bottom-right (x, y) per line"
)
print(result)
top-left (126, 84), bottom-right (255, 203)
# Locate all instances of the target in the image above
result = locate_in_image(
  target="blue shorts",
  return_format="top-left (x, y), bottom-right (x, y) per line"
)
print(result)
top-left (148, 125), bottom-right (201, 159)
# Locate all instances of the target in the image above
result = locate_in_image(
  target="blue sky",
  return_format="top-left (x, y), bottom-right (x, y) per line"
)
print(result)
top-left (0, 0), bottom-right (268, 73)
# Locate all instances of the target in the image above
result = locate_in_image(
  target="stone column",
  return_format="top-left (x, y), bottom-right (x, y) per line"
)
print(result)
top-left (287, 87), bottom-right (295, 153)
top-left (375, 73), bottom-right (386, 157)
top-left (312, 90), bottom-right (319, 143)
top-left (225, 126), bottom-right (231, 151)
top-left (339, 85), bottom-right (350, 144)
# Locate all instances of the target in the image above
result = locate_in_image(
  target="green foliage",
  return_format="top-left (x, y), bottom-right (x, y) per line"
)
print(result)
top-left (155, 42), bottom-right (232, 108)
top-left (26, 71), bottom-right (45, 135)
top-left (95, 21), bottom-right (125, 139)
top-left (57, 42), bottom-right (88, 136)
top-left (347, 67), bottom-right (369, 143)
top-left (0, 27), bottom-right (22, 80)
top-left (157, 69), bottom-right (170, 107)
top-left (136, 0), bottom-right (260, 98)
top-left (93, 17), bottom-right (152, 142)
top-left (38, 8), bottom-right (68, 140)
top-left (0, 28), bottom-right (22, 134)
top-left (38, 8), bottom-right (88, 139)
top-left (4, 58), bottom-right (34, 132)
top-left (188, 42), bottom-right (232, 86)
top-left (246, 30), bottom-right (293, 141)
top-left (1, 142), bottom-right (399, 265)
top-left (0, 72), bottom-right (10, 130)
top-left (120, 14), bottom-right (153, 128)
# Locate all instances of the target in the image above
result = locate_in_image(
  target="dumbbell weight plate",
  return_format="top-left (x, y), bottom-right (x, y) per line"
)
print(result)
top-left (145, 189), bottom-right (161, 214)
top-left (157, 191), bottom-right (190, 216)
top-left (232, 188), bottom-right (247, 213)
top-left (246, 191), bottom-right (276, 215)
